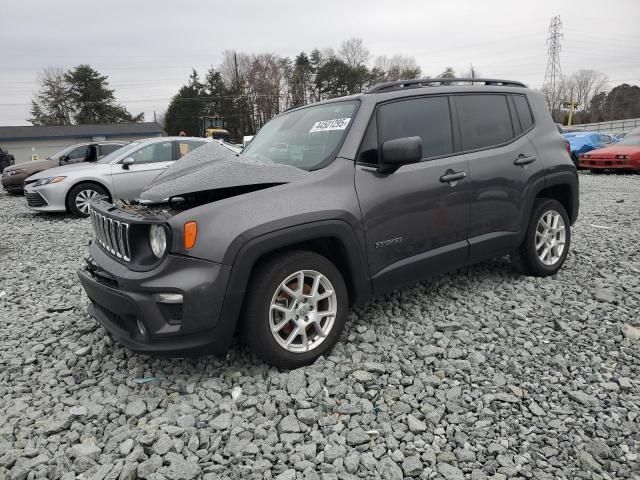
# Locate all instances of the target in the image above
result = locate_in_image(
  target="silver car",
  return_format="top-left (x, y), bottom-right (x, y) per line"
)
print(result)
top-left (24, 137), bottom-right (208, 217)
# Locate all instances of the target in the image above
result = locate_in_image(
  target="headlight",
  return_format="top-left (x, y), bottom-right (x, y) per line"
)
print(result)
top-left (5, 169), bottom-right (25, 176)
top-left (33, 176), bottom-right (66, 187)
top-left (149, 224), bottom-right (167, 258)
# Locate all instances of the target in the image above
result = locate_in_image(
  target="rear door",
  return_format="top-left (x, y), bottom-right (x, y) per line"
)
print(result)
top-left (355, 95), bottom-right (471, 293)
top-left (111, 140), bottom-right (174, 200)
top-left (454, 93), bottom-right (545, 262)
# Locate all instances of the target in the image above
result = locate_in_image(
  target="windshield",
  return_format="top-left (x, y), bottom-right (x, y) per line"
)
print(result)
top-left (242, 100), bottom-right (358, 170)
top-left (618, 135), bottom-right (640, 146)
top-left (98, 142), bottom-right (140, 164)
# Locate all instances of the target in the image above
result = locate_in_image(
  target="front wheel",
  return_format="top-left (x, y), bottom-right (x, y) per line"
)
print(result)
top-left (242, 251), bottom-right (348, 368)
top-left (67, 182), bottom-right (108, 218)
top-left (511, 198), bottom-right (571, 277)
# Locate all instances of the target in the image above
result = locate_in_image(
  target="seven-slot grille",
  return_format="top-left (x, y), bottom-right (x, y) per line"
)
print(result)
top-left (90, 208), bottom-right (131, 261)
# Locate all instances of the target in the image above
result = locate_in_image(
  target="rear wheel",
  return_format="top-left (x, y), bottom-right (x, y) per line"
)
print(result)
top-left (67, 182), bottom-right (108, 218)
top-left (242, 250), bottom-right (348, 368)
top-left (511, 198), bottom-right (571, 277)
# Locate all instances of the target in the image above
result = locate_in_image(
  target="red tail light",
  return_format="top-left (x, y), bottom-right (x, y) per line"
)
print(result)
top-left (565, 141), bottom-right (571, 154)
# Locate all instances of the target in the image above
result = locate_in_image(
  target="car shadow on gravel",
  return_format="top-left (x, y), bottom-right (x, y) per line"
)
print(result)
top-left (92, 256), bottom-right (526, 378)
top-left (16, 211), bottom-right (82, 222)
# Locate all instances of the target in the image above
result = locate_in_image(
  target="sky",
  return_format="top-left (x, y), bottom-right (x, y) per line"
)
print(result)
top-left (1, 0), bottom-right (639, 126)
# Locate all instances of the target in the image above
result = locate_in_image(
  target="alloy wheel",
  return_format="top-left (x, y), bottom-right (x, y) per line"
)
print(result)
top-left (535, 209), bottom-right (566, 266)
top-left (75, 189), bottom-right (100, 214)
top-left (269, 270), bottom-right (337, 353)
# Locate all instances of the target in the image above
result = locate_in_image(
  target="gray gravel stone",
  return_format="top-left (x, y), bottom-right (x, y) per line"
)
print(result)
top-left (402, 455), bottom-right (423, 476)
top-left (0, 174), bottom-right (638, 480)
top-left (377, 458), bottom-right (403, 480)
top-left (437, 463), bottom-right (465, 480)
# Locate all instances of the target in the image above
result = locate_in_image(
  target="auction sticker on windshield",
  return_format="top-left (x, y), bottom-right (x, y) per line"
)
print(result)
top-left (309, 118), bottom-right (351, 133)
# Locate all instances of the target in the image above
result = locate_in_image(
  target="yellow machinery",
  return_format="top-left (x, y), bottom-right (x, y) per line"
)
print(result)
top-left (200, 116), bottom-right (230, 141)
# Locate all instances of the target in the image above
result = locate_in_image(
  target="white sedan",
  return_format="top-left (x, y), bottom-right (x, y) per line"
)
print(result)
top-left (24, 137), bottom-right (208, 217)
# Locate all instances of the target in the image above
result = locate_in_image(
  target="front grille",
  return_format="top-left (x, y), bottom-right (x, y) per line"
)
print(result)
top-left (26, 191), bottom-right (47, 207)
top-left (90, 209), bottom-right (132, 262)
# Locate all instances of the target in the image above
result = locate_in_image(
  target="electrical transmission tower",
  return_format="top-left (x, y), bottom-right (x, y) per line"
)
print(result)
top-left (543, 15), bottom-right (563, 115)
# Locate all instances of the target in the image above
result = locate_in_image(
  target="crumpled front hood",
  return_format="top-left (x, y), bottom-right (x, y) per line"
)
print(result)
top-left (140, 141), bottom-right (310, 203)
top-left (27, 162), bottom-right (97, 180)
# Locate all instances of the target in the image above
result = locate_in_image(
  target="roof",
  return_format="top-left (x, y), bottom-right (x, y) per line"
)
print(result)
top-left (0, 122), bottom-right (164, 141)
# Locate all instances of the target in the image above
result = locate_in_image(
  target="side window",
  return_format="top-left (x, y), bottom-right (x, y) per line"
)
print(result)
top-left (66, 145), bottom-right (89, 163)
top-left (100, 144), bottom-right (123, 157)
top-left (358, 114), bottom-right (379, 165)
top-left (513, 95), bottom-right (534, 132)
top-left (128, 141), bottom-right (173, 164)
top-left (176, 140), bottom-right (205, 159)
top-left (456, 95), bottom-right (515, 150)
top-left (378, 96), bottom-right (453, 159)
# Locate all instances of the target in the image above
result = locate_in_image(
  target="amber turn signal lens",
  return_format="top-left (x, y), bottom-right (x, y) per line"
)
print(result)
top-left (184, 221), bottom-right (197, 249)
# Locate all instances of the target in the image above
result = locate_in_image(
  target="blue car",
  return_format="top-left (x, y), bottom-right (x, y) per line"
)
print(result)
top-left (562, 132), bottom-right (614, 166)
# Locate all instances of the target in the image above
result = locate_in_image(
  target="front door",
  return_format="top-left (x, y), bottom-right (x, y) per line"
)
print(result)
top-left (111, 140), bottom-right (175, 200)
top-left (355, 95), bottom-right (471, 294)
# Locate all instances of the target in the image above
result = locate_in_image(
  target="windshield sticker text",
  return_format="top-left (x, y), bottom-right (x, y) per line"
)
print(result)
top-left (309, 118), bottom-right (351, 134)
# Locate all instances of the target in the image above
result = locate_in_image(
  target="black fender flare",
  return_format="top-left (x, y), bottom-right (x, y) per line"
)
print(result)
top-left (519, 170), bottom-right (579, 238)
top-left (215, 219), bottom-right (372, 343)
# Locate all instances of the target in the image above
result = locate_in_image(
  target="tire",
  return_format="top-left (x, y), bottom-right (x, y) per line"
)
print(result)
top-left (590, 169), bottom-right (605, 174)
top-left (511, 198), bottom-right (571, 277)
top-left (67, 182), bottom-right (108, 218)
top-left (242, 250), bottom-right (348, 368)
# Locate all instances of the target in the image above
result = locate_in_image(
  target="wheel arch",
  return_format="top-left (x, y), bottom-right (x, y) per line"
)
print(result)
top-left (65, 179), bottom-right (113, 211)
top-left (216, 220), bottom-right (372, 339)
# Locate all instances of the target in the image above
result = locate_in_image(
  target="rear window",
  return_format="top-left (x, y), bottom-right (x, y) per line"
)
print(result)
top-left (455, 95), bottom-right (515, 150)
top-left (513, 95), bottom-right (534, 132)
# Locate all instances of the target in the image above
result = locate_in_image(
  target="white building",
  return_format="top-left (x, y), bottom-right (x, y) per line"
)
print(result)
top-left (0, 122), bottom-right (164, 164)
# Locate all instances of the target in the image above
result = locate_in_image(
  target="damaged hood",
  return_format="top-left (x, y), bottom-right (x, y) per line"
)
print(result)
top-left (139, 141), bottom-right (310, 202)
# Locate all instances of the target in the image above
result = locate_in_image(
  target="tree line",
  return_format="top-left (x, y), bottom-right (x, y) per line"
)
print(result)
top-left (164, 38), bottom-right (426, 140)
top-left (543, 69), bottom-right (640, 125)
top-left (29, 65), bottom-right (143, 125)
top-left (27, 39), bottom-right (640, 135)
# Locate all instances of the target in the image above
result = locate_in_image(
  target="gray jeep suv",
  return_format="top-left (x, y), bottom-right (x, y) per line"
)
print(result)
top-left (78, 78), bottom-right (579, 367)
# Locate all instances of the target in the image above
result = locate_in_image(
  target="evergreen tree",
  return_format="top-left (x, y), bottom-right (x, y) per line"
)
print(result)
top-left (65, 65), bottom-right (142, 124)
top-left (164, 69), bottom-right (205, 136)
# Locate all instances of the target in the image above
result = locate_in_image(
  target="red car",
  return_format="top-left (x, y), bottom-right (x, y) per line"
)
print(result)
top-left (579, 127), bottom-right (640, 173)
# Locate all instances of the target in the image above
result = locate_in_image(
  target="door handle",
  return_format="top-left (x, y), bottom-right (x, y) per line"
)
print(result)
top-left (514, 154), bottom-right (536, 166)
top-left (440, 171), bottom-right (467, 184)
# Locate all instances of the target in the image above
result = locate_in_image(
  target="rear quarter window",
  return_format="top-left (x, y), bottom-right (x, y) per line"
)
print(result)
top-left (455, 95), bottom-right (515, 150)
top-left (513, 95), bottom-right (534, 132)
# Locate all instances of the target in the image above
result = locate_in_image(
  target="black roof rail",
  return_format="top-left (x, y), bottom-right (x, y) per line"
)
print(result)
top-left (367, 77), bottom-right (526, 93)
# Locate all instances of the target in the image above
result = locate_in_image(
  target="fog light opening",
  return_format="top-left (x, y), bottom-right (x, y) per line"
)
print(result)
top-left (153, 293), bottom-right (184, 304)
top-left (137, 319), bottom-right (147, 337)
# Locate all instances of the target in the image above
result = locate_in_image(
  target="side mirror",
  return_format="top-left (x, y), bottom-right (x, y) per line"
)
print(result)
top-left (378, 136), bottom-right (423, 174)
top-left (121, 157), bottom-right (135, 170)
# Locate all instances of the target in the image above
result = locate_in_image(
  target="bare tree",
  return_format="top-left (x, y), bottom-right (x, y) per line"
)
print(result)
top-left (338, 38), bottom-right (369, 67)
top-left (565, 69), bottom-right (609, 111)
top-left (28, 67), bottom-right (73, 125)
top-left (373, 55), bottom-right (421, 82)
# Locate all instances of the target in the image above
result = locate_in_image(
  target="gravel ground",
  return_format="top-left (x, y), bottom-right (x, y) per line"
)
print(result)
top-left (1, 172), bottom-right (639, 480)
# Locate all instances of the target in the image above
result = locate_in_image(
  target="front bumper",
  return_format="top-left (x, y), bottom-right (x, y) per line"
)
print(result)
top-left (1, 174), bottom-right (25, 193)
top-left (78, 241), bottom-right (234, 356)
top-left (23, 182), bottom-right (69, 212)
top-left (579, 158), bottom-right (639, 170)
